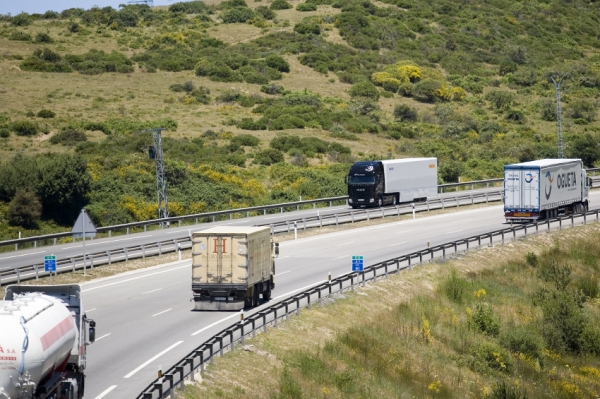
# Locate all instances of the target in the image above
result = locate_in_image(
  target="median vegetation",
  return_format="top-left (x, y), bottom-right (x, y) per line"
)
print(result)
top-left (183, 224), bottom-right (600, 399)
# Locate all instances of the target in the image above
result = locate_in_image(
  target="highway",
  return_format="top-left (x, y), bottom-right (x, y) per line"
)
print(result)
top-left (0, 188), bottom-right (500, 273)
top-left (83, 189), bottom-right (600, 399)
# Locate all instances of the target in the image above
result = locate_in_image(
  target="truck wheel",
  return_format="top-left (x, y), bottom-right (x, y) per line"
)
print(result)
top-left (263, 289), bottom-right (271, 301)
top-left (377, 197), bottom-right (383, 207)
top-left (253, 286), bottom-right (260, 307)
top-left (392, 195), bottom-right (397, 206)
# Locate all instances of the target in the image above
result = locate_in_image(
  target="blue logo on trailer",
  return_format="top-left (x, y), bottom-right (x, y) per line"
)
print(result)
top-left (525, 173), bottom-right (536, 183)
top-left (44, 255), bottom-right (56, 272)
top-left (352, 255), bottom-right (364, 272)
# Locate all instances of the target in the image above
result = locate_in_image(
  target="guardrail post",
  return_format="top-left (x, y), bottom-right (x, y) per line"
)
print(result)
top-left (351, 274), bottom-right (354, 291)
top-left (471, 183), bottom-right (474, 190)
top-left (263, 312), bottom-right (268, 331)
top-left (559, 217), bottom-right (562, 230)
top-left (34, 265), bottom-right (38, 280)
top-left (350, 212), bottom-right (354, 223)
top-left (442, 246), bottom-right (446, 260)
top-left (547, 219), bottom-right (550, 232)
top-left (319, 216), bottom-right (323, 228)
top-left (381, 208), bottom-right (385, 219)
top-left (596, 210), bottom-right (599, 221)
top-left (270, 224), bottom-right (274, 235)
top-left (53, 238), bottom-right (56, 246)
top-left (571, 215), bottom-right (574, 227)
top-left (153, 383), bottom-right (162, 399)
top-left (408, 256), bottom-right (412, 270)
top-left (512, 228), bottom-right (516, 241)
top-left (15, 242), bottom-right (17, 251)
top-left (366, 210), bottom-right (370, 221)
top-left (335, 214), bottom-right (339, 225)
top-left (477, 235), bottom-right (481, 249)
top-left (229, 331), bottom-right (234, 351)
top-left (466, 239), bottom-right (469, 253)
top-left (127, 227), bottom-right (130, 235)
top-left (125, 248), bottom-right (129, 262)
top-left (296, 298), bottom-right (301, 315)
top-left (486, 193), bottom-right (488, 203)
top-left (197, 217), bottom-right (200, 224)
top-left (142, 245), bottom-right (146, 259)
top-left (90, 255), bottom-right (94, 269)
top-left (584, 213), bottom-right (587, 225)
top-left (501, 230), bottom-right (505, 244)
top-left (489, 234), bottom-right (493, 247)
top-left (158, 242), bottom-right (162, 256)
top-left (524, 225), bottom-right (527, 237)
top-left (385, 262), bottom-right (388, 278)
top-left (70, 258), bottom-right (75, 272)
top-left (286, 221), bottom-right (290, 233)
top-left (15, 269), bottom-right (20, 284)
top-left (395, 259), bottom-right (400, 273)
top-left (455, 196), bottom-right (459, 207)
top-left (471, 194), bottom-right (474, 205)
top-left (307, 292), bottom-right (311, 309)
top-left (441, 198), bottom-right (444, 209)
top-left (280, 206), bottom-right (283, 213)
top-left (303, 218), bottom-right (307, 230)
top-left (218, 337), bottom-right (224, 357)
top-left (34, 241), bottom-right (37, 249)
top-left (229, 214), bottom-right (232, 221)
top-left (454, 242), bottom-right (457, 254)
top-left (176, 366), bottom-right (184, 391)
top-left (274, 308), bottom-right (278, 328)
top-left (426, 200), bottom-right (429, 211)
top-left (252, 319), bottom-right (256, 338)
top-left (108, 230), bottom-right (112, 238)
top-left (329, 201), bottom-right (332, 207)
top-left (144, 224), bottom-right (147, 232)
top-left (395, 205), bottom-right (400, 216)
top-left (209, 345), bottom-right (214, 365)
top-left (535, 222), bottom-right (539, 236)
top-left (285, 303), bottom-right (289, 321)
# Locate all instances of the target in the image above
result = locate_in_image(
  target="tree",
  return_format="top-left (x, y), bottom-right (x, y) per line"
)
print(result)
top-left (393, 104), bottom-right (418, 122)
top-left (349, 81), bottom-right (379, 100)
top-left (8, 188), bottom-right (42, 228)
top-left (569, 134), bottom-right (600, 167)
top-left (37, 154), bottom-right (91, 225)
top-left (413, 79), bottom-right (443, 103)
top-left (0, 154), bottom-right (40, 201)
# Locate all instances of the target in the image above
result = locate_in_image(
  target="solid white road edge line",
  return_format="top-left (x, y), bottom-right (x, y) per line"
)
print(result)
top-left (94, 385), bottom-right (117, 399)
top-left (388, 241), bottom-right (407, 247)
top-left (86, 308), bottom-right (96, 312)
top-left (275, 271), bottom-right (291, 276)
top-left (62, 235), bottom-right (152, 249)
top-left (273, 280), bottom-right (327, 300)
top-left (279, 208), bottom-right (497, 246)
top-left (153, 308), bottom-right (172, 317)
top-left (336, 241), bottom-right (355, 247)
top-left (444, 230), bottom-right (464, 235)
top-left (143, 288), bottom-right (163, 295)
top-left (0, 250), bottom-right (45, 260)
top-left (82, 265), bottom-right (188, 292)
top-left (95, 333), bottom-right (111, 341)
top-left (191, 313), bottom-right (239, 336)
top-left (124, 341), bottom-right (184, 379)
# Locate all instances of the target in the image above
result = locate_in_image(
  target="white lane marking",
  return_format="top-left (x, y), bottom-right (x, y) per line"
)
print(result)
top-left (143, 288), bottom-right (163, 295)
top-left (278, 256), bottom-right (290, 259)
top-left (153, 308), bottom-right (172, 317)
top-left (95, 333), bottom-right (111, 341)
top-left (86, 308), bottom-right (97, 312)
top-left (275, 271), bottom-right (291, 276)
top-left (191, 313), bottom-right (239, 336)
top-left (388, 241), bottom-right (407, 247)
top-left (334, 255), bottom-right (348, 260)
top-left (166, 230), bottom-right (186, 234)
top-left (0, 250), bottom-right (45, 260)
top-left (336, 241), bottom-right (355, 247)
top-left (94, 385), bottom-right (117, 399)
top-left (395, 230), bottom-right (413, 234)
top-left (444, 230), bottom-right (464, 235)
top-left (279, 209), bottom-right (495, 246)
top-left (273, 280), bottom-right (327, 300)
top-left (62, 235), bottom-right (152, 249)
top-left (82, 265), bottom-right (189, 292)
top-left (124, 341), bottom-right (184, 379)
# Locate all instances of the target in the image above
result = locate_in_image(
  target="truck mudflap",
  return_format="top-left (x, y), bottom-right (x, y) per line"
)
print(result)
top-left (194, 299), bottom-right (244, 311)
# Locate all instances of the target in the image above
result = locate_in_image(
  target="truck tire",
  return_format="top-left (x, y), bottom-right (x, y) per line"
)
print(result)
top-left (263, 288), bottom-right (271, 301)
top-left (253, 286), bottom-right (260, 307)
top-left (377, 197), bottom-right (383, 207)
top-left (392, 195), bottom-right (397, 206)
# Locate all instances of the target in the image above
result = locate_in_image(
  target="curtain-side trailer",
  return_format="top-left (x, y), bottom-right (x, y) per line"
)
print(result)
top-left (346, 158), bottom-right (438, 208)
top-left (504, 159), bottom-right (590, 222)
top-left (191, 226), bottom-right (279, 311)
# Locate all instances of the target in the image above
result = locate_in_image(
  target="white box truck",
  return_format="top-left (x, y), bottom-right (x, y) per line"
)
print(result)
top-left (191, 226), bottom-right (278, 311)
top-left (504, 159), bottom-right (591, 222)
top-left (346, 158), bottom-right (438, 208)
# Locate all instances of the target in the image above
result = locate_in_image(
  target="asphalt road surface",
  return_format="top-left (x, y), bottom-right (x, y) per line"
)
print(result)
top-left (84, 189), bottom-right (600, 399)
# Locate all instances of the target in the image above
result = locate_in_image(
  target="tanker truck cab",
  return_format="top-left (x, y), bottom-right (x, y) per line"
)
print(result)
top-left (346, 161), bottom-right (384, 208)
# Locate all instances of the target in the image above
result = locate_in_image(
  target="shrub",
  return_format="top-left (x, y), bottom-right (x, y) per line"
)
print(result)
top-left (9, 31), bottom-right (32, 41)
top-left (261, 84), bottom-right (285, 95)
top-left (222, 7), bottom-right (256, 23)
top-left (68, 22), bottom-right (81, 33)
top-left (412, 79), bottom-right (443, 103)
top-left (270, 0), bottom-right (292, 10)
top-left (11, 120), bottom-right (38, 136)
top-left (349, 81), bottom-right (379, 100)
top-left (297, 2), bottom-right (318, 11)
top-left (37, 109), bottom-right (56, 119)
top-left (441, 270), bottom-right (469, 303)
top-left (168, 1), bottom-right (210, 13)
top-left (0, 128), bottom-right (10, 138)
top-left (393, 104), bottom-right (418, 122)
top-left (469, 303), bottom-right (501, 336)
top-left (231, 134), bottom-right (260, 147)
top-left (439, 161), bottom-right (464, 183)
top-left (11, 13), bottom-right (31, 26)
top-left (579, 326), bottom-right (600, 355)
top-left (500, 325), bottom-right (544, 360)
top-left (254, 148), bottom-right (284, 165)
top-left (34, 32), bottom-right (54, 43)
top-left (49, 129), bottom-right (87, 146)
top-left (539, 99), bottom-right (557, 121)
top-left (490, 381), bottom-right (526, 399)
top-left (569, 134), bottom-right (600, 167)
top-left (576, 275), bottom-right (599, 299)
top-left (294, 22), bottom-right (321, 35)
top-left (485, 90), bottom-right (516, 110)
top-left (567, 99), bottom-right (596, 122)
top-left (505, 108), bottom-right (525, 123)
top-left (7, 188), bottom-right (42, 228)
top-left (255, 6), bottom-right (276, 19)
top-left (525, 252), bottom-right (538, 267)
top-left (265, 54), bottom-right (290, 73)
top-left (470, 342), bottom-right (512, 373)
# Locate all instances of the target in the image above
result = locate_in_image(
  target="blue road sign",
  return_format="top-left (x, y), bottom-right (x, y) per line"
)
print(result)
top-left (351, 255), bottom-right (364, 272)
top-left (44, 255), bottom-right (56, 272)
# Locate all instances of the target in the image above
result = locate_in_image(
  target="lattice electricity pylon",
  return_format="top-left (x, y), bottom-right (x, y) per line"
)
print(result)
top-left (145, 128), bottom-right (169, 222)
top-left (550, 74), bottom-right (565, 159)
top-left (127, 0), bottom-right (154, 6)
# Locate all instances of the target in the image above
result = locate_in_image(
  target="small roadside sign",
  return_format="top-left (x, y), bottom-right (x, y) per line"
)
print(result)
top-left (72, 209), bottom-right (97, 238)
top-left (351, 255), bottom-right (364, 272)
top-left (44, 255), bottom-right (56, 272)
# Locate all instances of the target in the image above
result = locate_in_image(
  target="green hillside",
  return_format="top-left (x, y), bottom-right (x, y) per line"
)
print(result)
top-left (1, 0), bottom-right (600, 237)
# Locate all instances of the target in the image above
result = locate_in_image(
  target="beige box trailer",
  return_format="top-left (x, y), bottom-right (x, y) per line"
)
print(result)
top-left (191, 226), bottom-right (278, 311)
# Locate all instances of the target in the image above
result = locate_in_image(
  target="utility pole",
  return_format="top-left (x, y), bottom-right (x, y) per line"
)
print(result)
top-left (550, 74), bottom-right (565, 159)
top-left (146, 128), bottom-right (169, 223)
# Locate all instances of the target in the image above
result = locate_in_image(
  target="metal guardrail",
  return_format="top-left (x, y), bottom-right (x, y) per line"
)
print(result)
top-left (136, 208), bottom-right (600, 399)
top-left (0, 191), bottom-right (503, 286)
top-left (0, 178), bottom-right (509, 251)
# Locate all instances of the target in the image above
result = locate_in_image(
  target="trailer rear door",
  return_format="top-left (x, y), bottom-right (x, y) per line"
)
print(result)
top-left (521, 168), bottom-right (540, 209)
top-left (504, 168), bottom-right (521, 209)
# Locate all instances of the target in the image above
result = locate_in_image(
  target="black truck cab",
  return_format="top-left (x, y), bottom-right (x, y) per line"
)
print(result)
top-left (346, 161), bottom-right (384, 208)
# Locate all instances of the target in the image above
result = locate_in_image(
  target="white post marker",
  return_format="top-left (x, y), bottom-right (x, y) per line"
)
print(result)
top-left (82, 210), bottom-right (86, 276)
top-left (177, 242), bottom-right (182, 261)
top-left (411, 203), bottom-right (415, 219)
top-left (294, 221), bottom-right (297, 240)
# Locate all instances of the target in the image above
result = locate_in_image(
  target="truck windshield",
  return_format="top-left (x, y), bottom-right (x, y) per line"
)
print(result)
top-left (348, 176), bottom-right (375, 185)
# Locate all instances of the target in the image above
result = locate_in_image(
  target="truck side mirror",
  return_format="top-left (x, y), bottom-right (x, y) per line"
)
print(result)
top-left (89, 320), bottom-right (96, 343)
top-left (274, 242), bottom-right (279, 257)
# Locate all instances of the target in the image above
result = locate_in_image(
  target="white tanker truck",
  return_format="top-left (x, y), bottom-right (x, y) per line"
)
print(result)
top-left (0, 285), bottom-right (95, 399)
